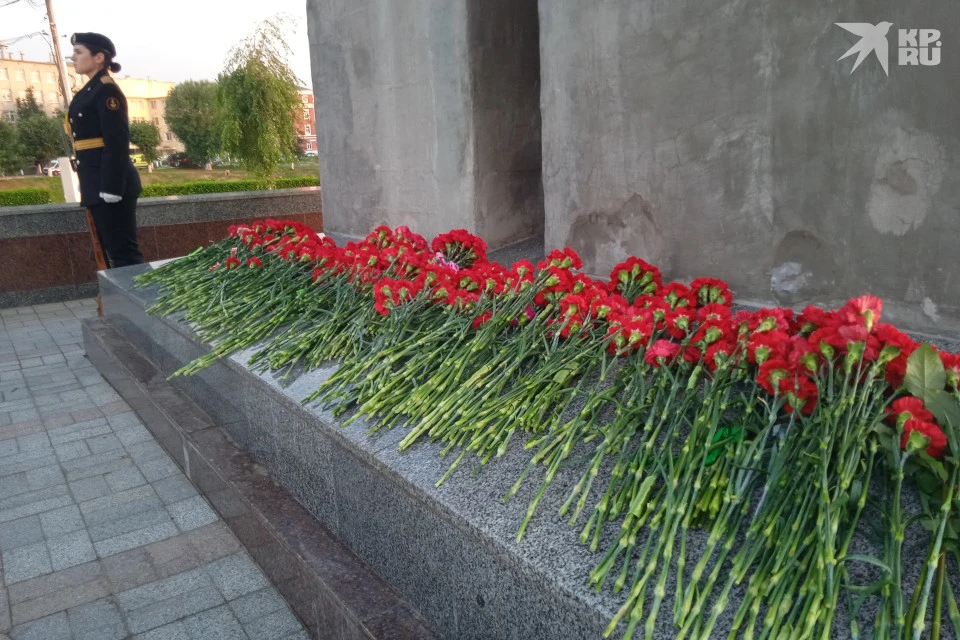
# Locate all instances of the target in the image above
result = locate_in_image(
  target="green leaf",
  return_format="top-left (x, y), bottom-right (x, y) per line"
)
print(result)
top-left (916, 453), bottom-right (949, 482)
top-left (838, 554), bottom-right (892, 574)
top-left (923, 389), bottom-right (960, 431)
top-left (553, 368), bottom-right (575, 385)
top-left (706, 425), bottom-right (740, 465)
top-left (905, 343), bottom-right (946, 399)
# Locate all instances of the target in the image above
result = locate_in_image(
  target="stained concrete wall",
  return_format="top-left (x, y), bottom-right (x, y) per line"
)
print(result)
top-left (307, 0), bottom-right (543, 248)
top-left (539, 1), bottom-right (960, 335)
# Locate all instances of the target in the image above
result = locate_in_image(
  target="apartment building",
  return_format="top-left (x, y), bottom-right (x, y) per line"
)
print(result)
top-left (0, 46), bottom-right (183, 155)
top-left (296, 87), bottom-right (316, 153)
top-left (0, 45), bottom-right (84, 120)
top-left (114, 76), bottom-right (184, 156)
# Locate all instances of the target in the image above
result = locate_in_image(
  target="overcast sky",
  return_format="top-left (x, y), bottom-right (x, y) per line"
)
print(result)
top-left (0, 0), bottom-right (313, 86)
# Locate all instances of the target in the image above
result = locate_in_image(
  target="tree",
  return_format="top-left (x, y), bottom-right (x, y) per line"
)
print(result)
top-left (218, 17), bottom-right (301, 178)
top-left (165, 80), bottom-right (221, 165)
top-left (16, 89), bottom-right (67, 166)
top-left (129, 122), bottom-right (161, 162)
top-left (0, 120), bottom-right (24, 175)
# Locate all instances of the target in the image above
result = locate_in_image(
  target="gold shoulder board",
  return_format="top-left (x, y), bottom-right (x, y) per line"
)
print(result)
top-left (101, 76), bottom-right (116, 85)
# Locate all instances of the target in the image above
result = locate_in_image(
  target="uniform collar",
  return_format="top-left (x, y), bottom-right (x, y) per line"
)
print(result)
top-left (78, 68), bottom-right (110, 93)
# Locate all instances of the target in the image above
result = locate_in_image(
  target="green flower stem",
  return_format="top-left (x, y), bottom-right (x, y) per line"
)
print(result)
top-left (945, 568), bottom-right (960, 639)
top-left (932, 551), bottom-right (946, 640)
top-left (885, 437), bottom-right (911, 638)
top-left (912, 463), bottom-right (960, 640)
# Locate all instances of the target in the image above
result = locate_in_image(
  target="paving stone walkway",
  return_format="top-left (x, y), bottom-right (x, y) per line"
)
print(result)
top-left (0, 300), bottom-right (308, 640)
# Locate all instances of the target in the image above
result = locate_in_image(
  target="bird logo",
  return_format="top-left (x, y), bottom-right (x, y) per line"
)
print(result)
top-left (836, 22), bottom-right (894, 75)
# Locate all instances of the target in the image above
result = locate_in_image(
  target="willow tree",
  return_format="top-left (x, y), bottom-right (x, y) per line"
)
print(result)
top-left (218, 17), bottom-right (301, 178)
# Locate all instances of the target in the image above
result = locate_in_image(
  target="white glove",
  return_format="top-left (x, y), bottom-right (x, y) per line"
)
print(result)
top-left (100, 192), bottom-right (122, 203)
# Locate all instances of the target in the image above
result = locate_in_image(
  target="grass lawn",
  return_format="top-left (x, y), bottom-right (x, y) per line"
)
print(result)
top-left (0, 161), bottom-right (320, 204)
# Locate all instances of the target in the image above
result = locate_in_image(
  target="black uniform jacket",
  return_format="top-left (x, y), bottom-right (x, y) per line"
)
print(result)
top-left (67, 69), bottom-right (141, 207)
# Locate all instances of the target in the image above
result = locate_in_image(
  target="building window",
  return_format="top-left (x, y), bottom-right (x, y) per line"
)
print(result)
top-left (14, 70), bottom-right (24, 81)
top-left (0, 69), bottom-right (6, 80)
top-left (306, 141), bottom-right (312, 150)
top-left (2, 111), bottom-right (16, 122)
top-left (30, 71), bottom-right (40, 82)
top-left (305, 124), bottom-right (311, 135)
top-left (48, 92), bottom-right (58, 105)
top-left (17, 91), bottom-right (27, 102)
top-left (153, 117), bottom-right (159, 125)
top-left (166, 132), bottom-right (173, 141)
top-left (35, 92), bottom-right (43, 104)
top-left (45, 72), bottom-right (55, 83)
top-left (1, 90), bottom-right (11, 102)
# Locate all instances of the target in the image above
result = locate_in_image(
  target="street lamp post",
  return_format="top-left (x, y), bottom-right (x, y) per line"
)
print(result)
top-left (44, 0), bottom-right (81, 203)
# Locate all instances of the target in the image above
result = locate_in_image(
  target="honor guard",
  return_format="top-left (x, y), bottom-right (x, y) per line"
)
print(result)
top-left (68, 32), bottom-right (143, 268)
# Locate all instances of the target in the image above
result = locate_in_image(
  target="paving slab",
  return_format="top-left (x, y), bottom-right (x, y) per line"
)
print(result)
top-left (0, 300), bottom-right (305, 639)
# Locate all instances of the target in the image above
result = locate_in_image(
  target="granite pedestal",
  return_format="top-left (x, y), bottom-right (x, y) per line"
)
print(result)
top-left (85, 261), bottom-right (627, 640)
top-left (83, 259), bottom-right (954, 640)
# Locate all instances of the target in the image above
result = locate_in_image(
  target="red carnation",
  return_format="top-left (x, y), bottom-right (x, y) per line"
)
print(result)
top-left (779, 376), bottom-right (819, 415)
top-left (705, 341), bottom-right (737, 372)
top-left (901, 418), bottom-right (948, 458)
top-left (940, 352), bottom-right (960, 390)
top-left (690, 277), bottom-right (733, 307)
top-left (697, 303), bottom-right (733, 324)
top-left (431, 229), bottom-right (488, 267)
top-left (786, 334), bottom-right (819, 372)
top-left (510, 259), bottom-right (536, 278)
top-left (659, 282), bottom-right (697, 310)
top-left (839, 295), bottom-right (883, 332)
top-left (645, 340), bottom-right (680, 367)
top-left (887, 397), bottom-right (934, 426)
top-left (748, 308), bottom-right (795, 334)
top-left (692, 319), bottom-right (731, 347)
top-left (538, 247), bottom-right (583, 271)
top-left (472, 311), bottom-right (493, 330)
top-left (756, 359), bottom-right (791, 396)
top-left (559, 294), bottom-right (589, 318)
top-left (609, 257), bottom-right (662, 298)
top-left (665, 308), bottom-right (696, 339)
top-left (796, 305), bottom-right (831, 334)
top-left (748, 330), bottom-right (790, 365)
top-left (593, 294), bottom-right (627, 320)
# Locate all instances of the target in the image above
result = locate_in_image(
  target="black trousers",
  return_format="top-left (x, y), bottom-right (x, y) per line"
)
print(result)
top-left (90, 196), bottom-right (143, 268)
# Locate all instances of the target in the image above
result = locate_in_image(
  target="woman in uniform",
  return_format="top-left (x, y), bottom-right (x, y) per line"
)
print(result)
top-left (68, 32), bottom-right (143, 268)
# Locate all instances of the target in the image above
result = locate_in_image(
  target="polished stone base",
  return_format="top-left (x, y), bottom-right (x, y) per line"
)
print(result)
top-left (83, 316), bottom-right (438, 640)
top-left (0, 282), bottom-right (100, 309)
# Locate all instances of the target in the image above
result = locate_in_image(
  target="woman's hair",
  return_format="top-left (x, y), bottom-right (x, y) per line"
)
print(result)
top-left (86, 45), bottom-right (121, 73)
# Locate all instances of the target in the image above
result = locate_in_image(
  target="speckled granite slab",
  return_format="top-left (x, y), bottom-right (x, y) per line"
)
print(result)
top-left (88, 250), bottom-right (957, 640)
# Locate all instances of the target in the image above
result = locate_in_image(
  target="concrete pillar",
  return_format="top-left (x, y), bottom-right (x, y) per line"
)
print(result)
top-left (538, 0), bottom-right (960, 334)
top-left (307, 0), bottom-right (543, 248)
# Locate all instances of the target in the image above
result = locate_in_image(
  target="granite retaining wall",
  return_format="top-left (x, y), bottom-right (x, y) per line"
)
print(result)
top-left (0, 188), bottom-right (322, 308)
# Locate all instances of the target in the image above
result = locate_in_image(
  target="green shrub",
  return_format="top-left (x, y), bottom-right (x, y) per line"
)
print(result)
top-left (140, 177), bottom-right (319, 198)
top-left (0, 188), bottom-right (51, 207)
top-left (274, 177), bottom-right (321, 189)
